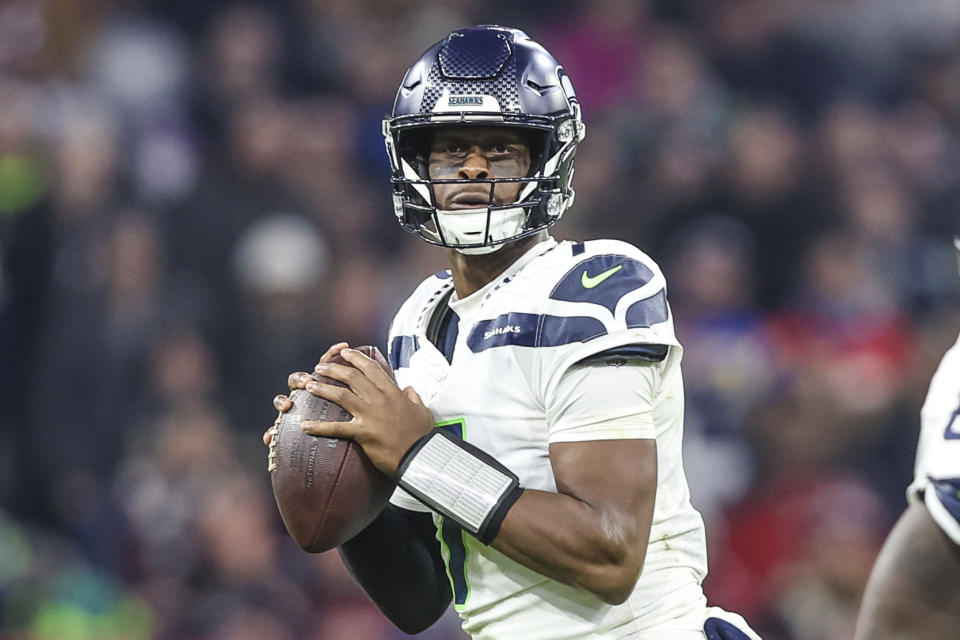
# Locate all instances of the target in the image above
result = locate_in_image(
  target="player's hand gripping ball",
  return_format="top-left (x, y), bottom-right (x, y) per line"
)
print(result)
top-left (268, 345), bottom-right (396, 552)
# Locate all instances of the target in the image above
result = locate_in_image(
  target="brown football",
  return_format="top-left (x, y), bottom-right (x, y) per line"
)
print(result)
top-left (269, 345), bottom-right (396, 552)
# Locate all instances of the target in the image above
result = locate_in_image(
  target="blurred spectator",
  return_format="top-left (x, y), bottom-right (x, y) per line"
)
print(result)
top-left (193, 4), bottom-right (286, 141)
top-left (0, 77), bottom-right (54, 514)
top-left (665, 216), bottom-right (773, 518)
top-left (600, 26), bottom-right (728, 244)
top-left (770, 230), bottom-right (912, 417)
top-left (83, 17), bottom-right (199, 205)
top-left (711, 105), bottom-right (829, 307)
top-left (229, 212), bottom-right (335, 427)
top-left (707, 473), bottom-right (890, 640)
top-left (703, 0), bottom-right (843, 118)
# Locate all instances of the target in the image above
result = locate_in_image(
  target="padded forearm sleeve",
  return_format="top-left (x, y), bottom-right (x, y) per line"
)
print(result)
top-left (397, 430), bottom-right (523, 544)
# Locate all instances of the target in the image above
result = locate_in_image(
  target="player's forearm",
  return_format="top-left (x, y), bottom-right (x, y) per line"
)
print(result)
top-left (393, 432), bottom-right (656, 604)
top-left (490, 488), bottom-right (652, 605)
top-left (339, 505), bottom-right (451, 633)
top-left (855, 502), bottom-right (960, 640)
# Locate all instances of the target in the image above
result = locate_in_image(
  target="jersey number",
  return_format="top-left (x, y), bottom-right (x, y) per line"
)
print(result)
top-left (434, 418), bottom-right (471, 609)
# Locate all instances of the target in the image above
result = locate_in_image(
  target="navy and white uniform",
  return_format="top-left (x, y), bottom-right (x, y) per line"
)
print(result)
top-left (386, 237), bottom-right (759, 640)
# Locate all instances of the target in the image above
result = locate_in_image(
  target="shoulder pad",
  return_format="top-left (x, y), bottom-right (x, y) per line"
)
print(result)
top-left (393, 272), bottom-right (455, 324)
top-left (388, 272), bottom-right (454, 369)
top-left (547, 240), bottom-right (665, 314)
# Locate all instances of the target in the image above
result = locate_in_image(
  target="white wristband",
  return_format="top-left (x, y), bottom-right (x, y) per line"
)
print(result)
top-left (396, 430), bottom-right (522, 543)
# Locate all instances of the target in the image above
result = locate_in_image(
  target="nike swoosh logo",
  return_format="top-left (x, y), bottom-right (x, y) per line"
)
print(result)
top-left (581, 264), bottom-right (623, 288)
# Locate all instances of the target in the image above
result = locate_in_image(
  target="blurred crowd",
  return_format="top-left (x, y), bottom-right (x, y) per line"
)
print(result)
top-left (1, 1), bottom-right (960, 639)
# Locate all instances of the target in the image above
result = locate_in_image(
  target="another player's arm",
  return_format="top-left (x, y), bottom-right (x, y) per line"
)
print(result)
top-left (301, 348), bottom-right (658, 605)
top-left (854, 501), bottom-right (960, 640)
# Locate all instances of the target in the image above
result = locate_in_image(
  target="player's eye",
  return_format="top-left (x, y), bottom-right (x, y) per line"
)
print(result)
top-left (435, 142), bottom-right (465, 154)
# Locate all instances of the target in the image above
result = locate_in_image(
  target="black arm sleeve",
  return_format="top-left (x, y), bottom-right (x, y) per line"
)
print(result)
top-left (339, 504), bottom-right (451, 633)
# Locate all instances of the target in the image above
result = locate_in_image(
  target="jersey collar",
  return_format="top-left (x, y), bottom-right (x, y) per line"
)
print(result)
top-left (449, 236), bottom-right (558, 316)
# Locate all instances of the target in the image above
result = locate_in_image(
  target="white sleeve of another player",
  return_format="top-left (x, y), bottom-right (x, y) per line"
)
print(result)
top-left (546, 361), bottom-right (659, 443)
top-left (908, 334), bottom-right (960, 545)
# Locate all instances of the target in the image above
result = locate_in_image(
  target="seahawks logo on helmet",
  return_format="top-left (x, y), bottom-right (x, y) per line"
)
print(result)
top-left (383, 25), bottom-right (586, 254)
top-left (448, 96), bottom-right (484, 107)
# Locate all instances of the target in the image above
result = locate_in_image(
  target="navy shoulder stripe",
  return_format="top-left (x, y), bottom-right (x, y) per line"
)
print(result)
top-left (550, 255), bottom-right (655, 313)
top-left (388, 335), bottom-right (420, 369)
top-left (625, 289), bottom-right (669, 328)
top-left (466, 312), bottom-right (606, 353)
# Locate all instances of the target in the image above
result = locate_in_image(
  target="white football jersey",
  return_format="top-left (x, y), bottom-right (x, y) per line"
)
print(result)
top-left (386, 237), bottom-right (710, 639)
top-left (908, 330), bottom-right (960, 545)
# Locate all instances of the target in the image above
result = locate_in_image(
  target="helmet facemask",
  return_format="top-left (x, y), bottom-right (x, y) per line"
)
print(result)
top-left (384, 110), bottom-right (583, 254)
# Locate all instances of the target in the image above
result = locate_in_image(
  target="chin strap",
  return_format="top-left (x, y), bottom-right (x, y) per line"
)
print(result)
top-left (435, 206), bottom-right (526, 253)
top-left (456, 243), bottom-right (504, 256)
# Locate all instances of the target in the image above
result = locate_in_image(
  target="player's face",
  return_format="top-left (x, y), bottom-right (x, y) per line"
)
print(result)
top-left (428, 127), bottom-right (531, 210)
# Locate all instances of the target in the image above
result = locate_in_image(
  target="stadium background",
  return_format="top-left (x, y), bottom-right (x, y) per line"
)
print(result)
top-left (1, 0), bottom-right (960, 638)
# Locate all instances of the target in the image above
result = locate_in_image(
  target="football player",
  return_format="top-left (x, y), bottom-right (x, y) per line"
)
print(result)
top-left (267, 26), bottom-right (760, 639)
top-left (853, 235), bottom-right (960, 640)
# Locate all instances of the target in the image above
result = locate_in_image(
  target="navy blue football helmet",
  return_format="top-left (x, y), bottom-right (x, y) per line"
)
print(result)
top-left (383, 25), bottom-right (585, 254)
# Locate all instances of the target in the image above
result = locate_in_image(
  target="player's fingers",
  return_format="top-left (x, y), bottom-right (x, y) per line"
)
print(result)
top-left (287, 371), bottom-right (312, 391)
top-left (403, 386), bottom-right (424, 406)
top-left (300, 418), bottom-right (358, 440)
top-left (273, 394), bottom-right (293, 412)
top-left (304, 378), bottom-right (364, 414)
top-left (263, 410), bottom-right (283, 444)
top-left (313, 362), bottom-right (379, 399)
top-left (316, 342), bottom-right (350, 366)
top-left (340, 348), bottom-right (396, 391)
